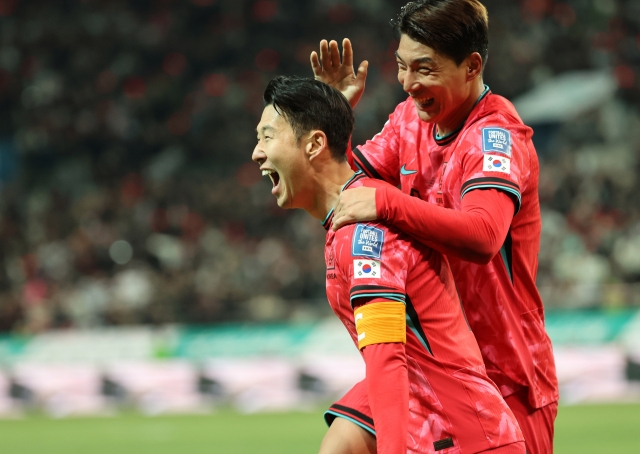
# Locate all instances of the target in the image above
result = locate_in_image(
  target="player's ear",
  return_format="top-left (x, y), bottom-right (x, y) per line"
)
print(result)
top-left (465, 52), bottom-right (483, 81)
top-left (306, 130), bottom-right (329, 162)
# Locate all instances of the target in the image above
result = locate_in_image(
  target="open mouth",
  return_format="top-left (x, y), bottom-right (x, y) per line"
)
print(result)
top-left (413, 97), bottom-right (435, 109)
top-left (262, 169), bottom-right (280, 192)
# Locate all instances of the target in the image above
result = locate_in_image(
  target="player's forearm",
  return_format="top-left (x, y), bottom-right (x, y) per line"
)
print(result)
top-left (363, 343), bottom-right (408, 454)
top-left (376, 186), bottom-right (514, 264)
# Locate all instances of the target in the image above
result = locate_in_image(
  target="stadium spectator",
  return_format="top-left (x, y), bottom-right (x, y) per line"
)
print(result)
top-left (0, 0), bottom-right (639, 333)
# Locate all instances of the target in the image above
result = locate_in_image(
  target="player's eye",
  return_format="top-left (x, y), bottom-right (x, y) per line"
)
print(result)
top-left (418, 67), bottom-right (431, 75)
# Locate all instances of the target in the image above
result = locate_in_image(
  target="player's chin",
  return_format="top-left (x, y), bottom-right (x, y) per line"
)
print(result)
top-left (416, 108), bottom-right (438, 123)
top-left (274, 192), bottom-right (291, 209)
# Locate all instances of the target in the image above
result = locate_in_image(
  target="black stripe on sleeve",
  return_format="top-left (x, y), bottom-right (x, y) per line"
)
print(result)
top-left (352, 147), bottom-right (383, 181)
top-left (350, 285), bottom-right (399, 293)
top-left (460, 177), bottom-right (520, 194)
top-left (329, 404), bottom-right (375, 427)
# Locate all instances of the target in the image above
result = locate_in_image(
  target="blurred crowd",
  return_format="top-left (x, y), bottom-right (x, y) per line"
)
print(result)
top-left (0, 0), bottom-right (639, 333)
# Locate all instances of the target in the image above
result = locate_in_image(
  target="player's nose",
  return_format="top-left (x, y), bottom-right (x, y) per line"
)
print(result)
top-left (252, 143), bottom-right (266, 165)
top-left (402, 71), bottom-right (419, 93)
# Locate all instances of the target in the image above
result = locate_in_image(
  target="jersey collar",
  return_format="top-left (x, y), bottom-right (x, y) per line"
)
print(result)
top-left (433, 84), bottom-right (491, 146)
top-left (322, 171), bottom-right (365, 230)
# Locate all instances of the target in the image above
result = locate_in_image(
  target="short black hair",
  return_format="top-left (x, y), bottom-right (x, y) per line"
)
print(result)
top-left (392, 0), bottom-right (489, 67)
top-left (263, 76), bottom-right (354, 162)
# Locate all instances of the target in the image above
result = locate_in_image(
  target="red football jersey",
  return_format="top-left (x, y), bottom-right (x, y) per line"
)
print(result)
top-left (352, 89), bottom-right (559, 408)
top-left (324, 172), bottom-right (523, 453)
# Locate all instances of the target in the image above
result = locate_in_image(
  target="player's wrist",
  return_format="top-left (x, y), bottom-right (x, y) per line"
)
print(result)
top-left (342, 89), bottom-right (360, 108)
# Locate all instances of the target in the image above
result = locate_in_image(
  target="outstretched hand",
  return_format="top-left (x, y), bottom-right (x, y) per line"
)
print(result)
top-left (332, 187), bottom-right (378, 231)
top-left (310, 38), bottom-right (368, 109)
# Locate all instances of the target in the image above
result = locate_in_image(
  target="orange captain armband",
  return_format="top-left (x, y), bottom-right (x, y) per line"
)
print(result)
top-left (354, 301), bottom-right (406, 350)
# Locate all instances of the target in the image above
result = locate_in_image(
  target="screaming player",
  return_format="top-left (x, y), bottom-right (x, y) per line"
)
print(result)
top-left (310, 1), bottom-right (559, 453)
top-left (252, 75), bottom-right (525, 453)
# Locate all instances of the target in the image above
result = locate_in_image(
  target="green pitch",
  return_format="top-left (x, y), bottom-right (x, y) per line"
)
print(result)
top-left (0, 403), bottom-right (638, 453)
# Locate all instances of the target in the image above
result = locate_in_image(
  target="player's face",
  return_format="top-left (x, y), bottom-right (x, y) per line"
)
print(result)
top-left (396, 34), bottom-right (471, 125)
top-left (252, 105), bottom-right (310, 209)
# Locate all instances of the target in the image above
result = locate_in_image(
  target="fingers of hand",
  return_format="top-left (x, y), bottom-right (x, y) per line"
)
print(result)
top-left (333, 198), bottom-right (343, 217)
top-left (358, 61), bottom-right (369, 75)
top-left (356, 61), bottom-right (368, 85)
top-left (310, 52), bottom-right (321, 75)
top-left (333, 200), bottom-right (346, 221)
top-left (320, 40), bottom-right (331, 69)
top-left (329, 40), bottom-right (341, 68)
top-left (342, 38), bottom-right (353, 68)
top-left (332, 214), bottom-right (349, 231)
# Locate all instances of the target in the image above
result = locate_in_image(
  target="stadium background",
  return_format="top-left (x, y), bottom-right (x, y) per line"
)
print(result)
top-left (0, 0), bottom-right (639, 452)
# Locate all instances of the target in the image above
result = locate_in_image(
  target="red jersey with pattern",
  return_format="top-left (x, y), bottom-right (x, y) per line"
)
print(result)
top-left (351, 91), bottom-right (558, 409)
top-left (324, 173), bottom-right (523, 453)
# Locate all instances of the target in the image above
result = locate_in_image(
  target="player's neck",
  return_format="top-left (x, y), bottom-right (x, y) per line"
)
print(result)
top-left (436, 79), bottom-right (485, 137)
top-left (305, 161), bottom-right (356, 221)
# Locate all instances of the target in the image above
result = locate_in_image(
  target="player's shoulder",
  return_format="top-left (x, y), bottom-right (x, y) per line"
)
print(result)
top-left (458, 93), bottom-right (534, 158)
top-left (468, 93), bottom-right (531, 135)
top-left (345, 173), bottom-right (403, 196)
top-left (476, 93), bottom-right (530, 129)
top-left (334, 220), bottom-right (395, 250)
top-left (356, 175), bottom-right (399, 192)
top-left (481, 93), bottom-right (523, 121)
top-left (333, 220), bottom-right (415, 264)
top-left (336, 174), bottom-right (420, 256)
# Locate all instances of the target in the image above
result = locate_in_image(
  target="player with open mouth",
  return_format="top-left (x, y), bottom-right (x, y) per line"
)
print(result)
top-left (253, 75), bottom-right (525, 453)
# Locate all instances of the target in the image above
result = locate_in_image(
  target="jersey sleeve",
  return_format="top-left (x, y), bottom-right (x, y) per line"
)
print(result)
top-left (336, 222), bottom-right (410, 308)
top-left (457, 117), bottom-right (533, 214)
top-left (351, 103), bottom-right (407, 188)
top-left (363, 343), bottom-right (408, 454)
top-left (335, 222), bottom-right (410, 454)
top-left (376, 185), bottom-right (514, 263)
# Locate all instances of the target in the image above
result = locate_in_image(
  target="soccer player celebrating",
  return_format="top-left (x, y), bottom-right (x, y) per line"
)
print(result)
top-left (253, 75), bottom-right (525, 453)
top-left (310, 1), bottom-right (559, 453)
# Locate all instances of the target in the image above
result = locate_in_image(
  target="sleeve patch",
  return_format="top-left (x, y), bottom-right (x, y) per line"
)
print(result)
top-left (483, 155), bottom-right (511, 174)
top-left (354, 260), bottom-right (380, 279)
top-left (352, 224), bottom-right (384, 259)
top-left (482, 128), bottom-right (512, 156)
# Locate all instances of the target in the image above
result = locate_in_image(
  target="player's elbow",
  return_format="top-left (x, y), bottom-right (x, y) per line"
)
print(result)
top-left (475, 250), bottom-right (497, 265)
top-left (468, 220), bottom-right (505, 264)
top-left (463, 240), bottom-right (501, 264)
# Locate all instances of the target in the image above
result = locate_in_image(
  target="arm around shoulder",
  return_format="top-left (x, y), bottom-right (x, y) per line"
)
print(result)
top-left (376, 185), bottom-right (515, 264)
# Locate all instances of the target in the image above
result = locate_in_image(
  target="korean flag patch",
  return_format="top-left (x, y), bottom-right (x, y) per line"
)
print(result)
top-left (352, 224), bottom-right (384, 259)
top-left (484, 155), bottom-right (511, 174)
top-left (354, 260), bottom-right (380, 279)
top-left (482, 128), bottom-right (512, 156)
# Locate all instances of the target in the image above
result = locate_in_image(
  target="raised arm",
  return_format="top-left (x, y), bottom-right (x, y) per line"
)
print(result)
top-left (310, 38), bottom-right (368, 109)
